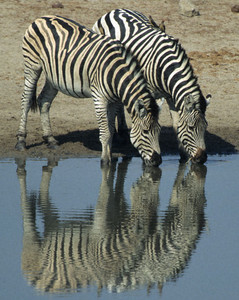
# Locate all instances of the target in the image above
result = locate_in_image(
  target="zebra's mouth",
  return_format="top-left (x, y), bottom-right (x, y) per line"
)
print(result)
top-left (192, 148), bottom-right (207, 164)
top-left (144, 152), bottom-right (162, 167)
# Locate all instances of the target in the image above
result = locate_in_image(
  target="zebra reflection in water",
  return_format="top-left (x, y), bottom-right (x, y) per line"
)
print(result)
top-left (17, 159), bottom-right (207, 294)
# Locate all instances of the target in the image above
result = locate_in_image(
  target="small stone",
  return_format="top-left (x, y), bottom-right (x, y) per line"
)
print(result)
top-left (52, 1), bottom-right (64, 9)
top-left (231, 5), bottom-right (239, 13)
top-left (179, 0), bottom-right (200, 17)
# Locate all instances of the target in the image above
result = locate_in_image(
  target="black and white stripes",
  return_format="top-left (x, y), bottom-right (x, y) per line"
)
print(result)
top-left (16, 15), bottom-right (162, 166)
top-left (93, 9), bottom-right (210, 163)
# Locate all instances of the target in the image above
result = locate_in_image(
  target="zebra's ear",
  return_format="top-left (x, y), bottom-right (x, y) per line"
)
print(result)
top-left (135, 99), bottom-right (147, 119)
top-left (184, 94), bottom-right (195, 113)
top-left (206, 94), bottom-right (211, 106)
top-left (156, 97), bottom-right (165, 112)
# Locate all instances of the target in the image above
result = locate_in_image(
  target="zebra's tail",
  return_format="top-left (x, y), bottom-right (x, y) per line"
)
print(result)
top-left (30, 88), bottom-right (38, 112)
top-left (27, 67), bottom-right (42, 113)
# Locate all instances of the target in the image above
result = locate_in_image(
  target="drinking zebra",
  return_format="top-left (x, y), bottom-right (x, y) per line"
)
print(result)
top-left (15, 15), bottom-right (162, 166)
top-left (93, 9), bottom-right (211, 163)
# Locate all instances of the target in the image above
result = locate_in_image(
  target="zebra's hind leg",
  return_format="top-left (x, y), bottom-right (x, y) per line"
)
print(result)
top-left (37, 81), bottom-right (59, 149)
top-left (16, 68), bottom-right (42, 151)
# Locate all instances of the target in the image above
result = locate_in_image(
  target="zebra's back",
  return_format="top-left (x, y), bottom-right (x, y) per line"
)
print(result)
top-left (23, 15), bottom-right (129, 99)
top-left (93, 9), bottom-right (195, 101)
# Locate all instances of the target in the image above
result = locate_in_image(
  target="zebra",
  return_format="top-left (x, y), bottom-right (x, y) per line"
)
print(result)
top-left (93, 9), bottom-right (211, 164)
top-left (15, 15), bottom-right (163, 166)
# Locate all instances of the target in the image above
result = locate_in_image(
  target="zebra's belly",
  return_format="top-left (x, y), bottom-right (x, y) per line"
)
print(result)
top-left (54, 81), bottom-right (92, 99)
top-left (60, 85), bottom-right (92, 99)
top-left (46, 72), bottom-right (93, 99)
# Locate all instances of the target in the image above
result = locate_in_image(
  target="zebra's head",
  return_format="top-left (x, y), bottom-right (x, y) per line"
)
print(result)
top-left (177, 93), bottom-right (211, 164)
top-left (130, 98), bottom-right (162, 167)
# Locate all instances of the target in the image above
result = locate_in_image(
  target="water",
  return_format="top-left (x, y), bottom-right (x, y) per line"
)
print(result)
top-left (0, 155), bottom-right (239, 300)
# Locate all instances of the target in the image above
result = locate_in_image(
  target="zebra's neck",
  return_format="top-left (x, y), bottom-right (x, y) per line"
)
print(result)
top-left (122, 27), bottom-right (200, 111)
top-left (111, 49), bottom-right (154, 117)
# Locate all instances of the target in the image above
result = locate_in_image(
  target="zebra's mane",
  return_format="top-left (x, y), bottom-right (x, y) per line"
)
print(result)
top-left (150, 29), bottom-right (206, 113)
top-left (119, 46), bottom-right (160, 118)
top-left (120, 9), bottom-right (203, 108)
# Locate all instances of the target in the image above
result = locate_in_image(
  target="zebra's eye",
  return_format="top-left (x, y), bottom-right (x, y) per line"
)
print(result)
top-left (187, 116), bottom-right (196, 127)
top-left (188, 125), bottom-right (195, 131)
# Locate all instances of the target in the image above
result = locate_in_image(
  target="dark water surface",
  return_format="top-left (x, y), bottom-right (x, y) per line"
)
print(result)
top-left (0, 155), bottom-right (239, 300)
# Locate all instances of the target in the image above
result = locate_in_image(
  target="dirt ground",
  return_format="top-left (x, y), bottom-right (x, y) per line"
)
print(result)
top-left (0, 0), bottom-right (238, 161)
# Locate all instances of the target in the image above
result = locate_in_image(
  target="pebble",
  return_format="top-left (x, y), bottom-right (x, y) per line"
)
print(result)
top-left (52, 1), bottom-right (64, 9)
top-left (231, 5), bottom-right (239, 13)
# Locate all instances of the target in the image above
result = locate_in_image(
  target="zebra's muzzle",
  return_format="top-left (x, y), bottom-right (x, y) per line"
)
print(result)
top-left (144, 152), bottom-right (162, 167)
top-left (192, 148), bottom-right (207, 164)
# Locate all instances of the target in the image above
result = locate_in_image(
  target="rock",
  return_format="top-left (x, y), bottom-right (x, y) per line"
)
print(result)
top-left (179, 0), bottom-right (200, 17)
top-left (52, 1), bottom-right (64, 9)
top-left (231, 5), bottom-right (239, 13)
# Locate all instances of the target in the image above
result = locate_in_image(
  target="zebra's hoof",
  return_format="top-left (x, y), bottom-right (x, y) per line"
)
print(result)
top-left (47, 141), bottom-right (59, 150)
top-left (100, 158), bottom-right (111, 167)
top-left (15, 141), bottom-right (26, 151)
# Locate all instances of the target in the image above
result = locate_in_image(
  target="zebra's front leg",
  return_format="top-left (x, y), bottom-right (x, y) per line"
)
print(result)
top-left (167, 99), bottom-right (188, 162)
top-left (172, 113), bottom-right (188, 162)
top-left (95, 101), bottom-right (115, 165)
top-left (170, 109), bottom-right (187, 161)
top-left (115, 103), bottom-right (129, 144)
top-left (38, 81), bottom-right (59, 149)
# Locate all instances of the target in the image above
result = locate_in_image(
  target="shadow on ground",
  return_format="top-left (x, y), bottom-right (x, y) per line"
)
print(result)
top-left (55, 129), bottom-right (139, 157)
top-left (160, 127), bottom-right (237, 155)
top-left (53, 126), bottom-right (237, 156)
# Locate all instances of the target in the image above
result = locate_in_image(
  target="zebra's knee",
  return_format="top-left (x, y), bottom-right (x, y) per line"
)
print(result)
top-left (39, 101), bottom-right (51, 113)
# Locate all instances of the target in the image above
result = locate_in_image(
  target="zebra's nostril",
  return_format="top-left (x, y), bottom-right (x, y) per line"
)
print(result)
top-left (144, 152), bottom-right (162, 167)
